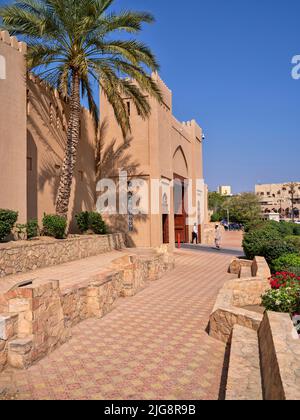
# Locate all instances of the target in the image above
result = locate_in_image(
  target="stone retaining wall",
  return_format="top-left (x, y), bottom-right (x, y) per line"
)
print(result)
top-left (0, 234), bottom-right (125, 277)
top-left (209, 257), bottom-right (270, 343)
top-left (259, 312), bottom-right (300, 400)
top-left (0, 250), bottom-right (175, 372)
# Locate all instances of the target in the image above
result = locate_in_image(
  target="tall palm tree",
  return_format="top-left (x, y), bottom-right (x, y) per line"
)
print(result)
top-left (0, 0), bottom-right (162, 219)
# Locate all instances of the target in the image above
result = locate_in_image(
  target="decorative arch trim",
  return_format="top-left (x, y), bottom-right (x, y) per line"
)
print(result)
top-left (173, 146), bottom-right (188, 177)
top-left (0, 55), bottom-right (6, 80)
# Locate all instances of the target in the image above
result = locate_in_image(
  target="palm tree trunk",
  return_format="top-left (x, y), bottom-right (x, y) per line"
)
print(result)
top-left (55, 70), bottom-right (81, 219)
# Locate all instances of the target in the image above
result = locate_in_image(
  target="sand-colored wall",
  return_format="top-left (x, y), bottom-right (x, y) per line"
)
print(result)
top-left (99, 72), bottom-right (206, 247)
top-left (0, 31), bottom-right (27, 223)
top-left (0, 32), bottom-right (96, 230)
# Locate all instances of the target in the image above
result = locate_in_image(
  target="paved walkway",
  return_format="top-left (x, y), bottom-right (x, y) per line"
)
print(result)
top-left (1, 248), bottom-right (238, 400)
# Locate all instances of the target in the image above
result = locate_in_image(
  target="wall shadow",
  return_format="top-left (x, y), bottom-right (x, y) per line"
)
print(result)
top-left (27, 131), bottom-right (38, 220)
top-left (96, 120), bottom-right (148, 247)
top-left (27, 77), bottom-right (96, 232)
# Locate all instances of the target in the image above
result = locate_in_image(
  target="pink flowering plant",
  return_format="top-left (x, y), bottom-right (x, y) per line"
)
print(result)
top-left (269, 272), bottom-right (300, 290)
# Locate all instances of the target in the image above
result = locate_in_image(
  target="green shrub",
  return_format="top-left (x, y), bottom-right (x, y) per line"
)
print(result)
top-left (75, 211), bottom-right (90, 234)
top-left (285, 236), bottom-right (300, 253)
top-left (0, 209), bottom-right (18, 241)
top-left (26, 219), bottom-right (39, 239)
top-left (277, 221), bottom-right (295, 237)
top-left (75, 211), bottom-right (107, 235)
top-left (211, 213), bottom-right (222, 223)
top-left (272, 254), bottom-right (300, 276)
top-left (261, 241), bottom-right (297, 266)
top-left (244, 220), bottom-right (265, 233)
top-left (88, 212), bottom-right (107, 235)
top-left (243, 227), bottom-right (282, 260)
top-left (246, 220), bottom-right (296, 237)
top-left (261, 287), bottom-right (300, 314)
top-left (42, 214), bottom-right (66, 239)
top-left (293, 225), bottom-right (300, 236)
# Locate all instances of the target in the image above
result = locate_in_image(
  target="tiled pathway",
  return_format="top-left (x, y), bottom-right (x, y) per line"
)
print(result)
top-left (2, 248), bottom-right (237, 400)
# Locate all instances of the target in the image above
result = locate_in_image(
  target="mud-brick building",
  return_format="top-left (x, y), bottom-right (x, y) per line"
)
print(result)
top-left (0, 31), bottom-right (209, 247)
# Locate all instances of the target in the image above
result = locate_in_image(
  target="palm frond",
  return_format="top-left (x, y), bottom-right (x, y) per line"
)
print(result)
top-left (0, 0), bottom-right (162, 135)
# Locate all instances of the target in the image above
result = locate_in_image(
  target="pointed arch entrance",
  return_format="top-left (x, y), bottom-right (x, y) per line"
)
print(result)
top-left (173, 146), bottom-right (189, 243)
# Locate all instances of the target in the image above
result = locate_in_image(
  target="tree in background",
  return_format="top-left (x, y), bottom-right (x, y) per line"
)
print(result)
top-left (208, 192), bottom-right (227, 221)
top-left (0, 0), bottom-right (162, 219)
top-left (222, 192), bottom-right (261, 226)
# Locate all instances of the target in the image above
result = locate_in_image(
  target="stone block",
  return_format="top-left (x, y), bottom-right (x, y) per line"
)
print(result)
top-left (8, 298), bottom-right (32, 313)
top-left (209, 262), bottom-right (270, 343)
top-left (226, 325), bottom-right (263, 400)
top-left (259, 312), bottom-right (300, 400)
top-left (0, 340), bottom-right (7, 373)
top-left (8, 337), bottom-right (33, 369)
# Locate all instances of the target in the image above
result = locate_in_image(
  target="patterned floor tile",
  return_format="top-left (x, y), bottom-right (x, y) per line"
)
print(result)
top-left (1, 247), bottom-right (239, 400)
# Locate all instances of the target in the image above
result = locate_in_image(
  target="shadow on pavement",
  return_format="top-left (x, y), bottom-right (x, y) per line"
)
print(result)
top-left (179, 244), bottom-right (245, 258)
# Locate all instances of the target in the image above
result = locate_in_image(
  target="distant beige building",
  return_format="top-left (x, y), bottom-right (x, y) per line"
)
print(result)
top-left (0, 30), bottom-right (209, 248)
top-left (218, 186), bottom-right (232, 196)
top-left (255, 183), bottom-right (300, 219)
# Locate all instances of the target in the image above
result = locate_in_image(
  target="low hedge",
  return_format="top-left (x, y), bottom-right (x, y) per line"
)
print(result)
top-left (285, 236), bottom-right (300, 253)
top-left (243, 222), bottom-right (298, 263)
top-left (243, 227), bottom-right (282, 260)
top-left (272, 254), bottom-right (300, 276)
top-left (294, 225), bottom-right (300, 236)
top-left (26, 219), bottom-right (39, 239)
top-left (261, 241), bottom-right (298, 266)
top-left (0, 209), bottom-right (18, 241)
top-left (75, 211), bottom-right (107, 235)
top-left (42, 214), bottom-right (67, 239)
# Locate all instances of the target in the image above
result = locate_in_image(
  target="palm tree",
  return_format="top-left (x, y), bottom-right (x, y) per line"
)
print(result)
top-left (0, 0), bottom-right (162, 219)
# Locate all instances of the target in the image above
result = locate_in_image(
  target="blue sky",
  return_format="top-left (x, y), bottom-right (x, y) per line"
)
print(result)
top-left (113, 0), bottom-right (300, 193)
top-left (1, 0), bottom-right (300, 193)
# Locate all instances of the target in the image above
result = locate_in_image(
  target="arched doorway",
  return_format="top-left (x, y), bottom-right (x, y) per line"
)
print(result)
top-left (197, 200), bottom-right (202, 243)
top-left (173, 146), bottom-right (189, 243)
top-left (162, 193), bottom-right (169, 244)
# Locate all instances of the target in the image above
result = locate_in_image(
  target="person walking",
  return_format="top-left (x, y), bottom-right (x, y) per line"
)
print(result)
top-left (215, 225), bottom-right (222, 250)
top-left (192, 223), bottom-right (198, 245)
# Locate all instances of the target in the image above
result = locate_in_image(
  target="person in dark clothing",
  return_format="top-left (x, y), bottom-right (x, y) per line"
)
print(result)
top-left (192, 223), bottom-right (198, 244)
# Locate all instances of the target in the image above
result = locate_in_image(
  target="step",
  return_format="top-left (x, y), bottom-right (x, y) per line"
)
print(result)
top-left (7, 336), bottom-right (33, 369)
top-left (226, 325), bottom-right (263, 400)
top-left (0, 313), bottom-right (18, 340)
top-left (239, 265), bottom-right (253, 278)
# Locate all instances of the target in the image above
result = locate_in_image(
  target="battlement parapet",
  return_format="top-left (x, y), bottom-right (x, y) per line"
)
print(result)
top-left (0, 30), bottom-right (27, 54)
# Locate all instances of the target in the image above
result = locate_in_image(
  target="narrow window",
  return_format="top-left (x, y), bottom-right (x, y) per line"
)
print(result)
top-left (126, 101), bottom-right (131, 116)
top-left (78, 170), bottom-right (84, 181)
top-left (26, 89), bottom-right (30, 115)
top-left (0, 55), bottom-right (6, 80)
top-left (27, 157), bottom-right (33, 171)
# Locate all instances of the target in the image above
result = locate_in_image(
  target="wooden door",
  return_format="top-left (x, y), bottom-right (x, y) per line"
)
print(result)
top-left (174, 174), bottom-right (187, 243)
